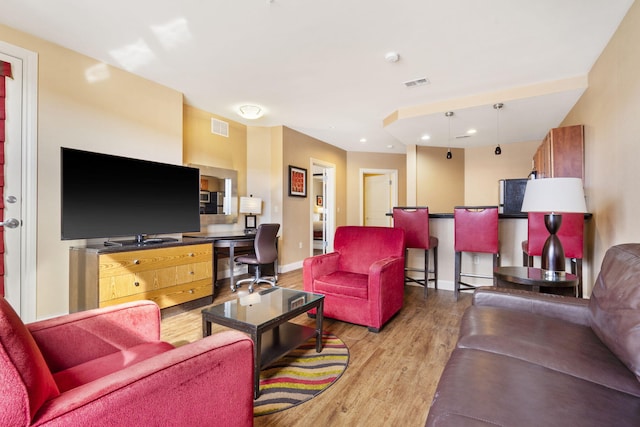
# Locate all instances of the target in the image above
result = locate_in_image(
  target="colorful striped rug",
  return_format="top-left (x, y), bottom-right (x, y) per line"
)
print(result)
top-left (253, 332), bottom-right (349, 416)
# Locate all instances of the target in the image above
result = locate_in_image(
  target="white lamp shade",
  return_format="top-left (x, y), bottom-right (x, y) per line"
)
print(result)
top-left (521, 177), bottom-right (587, 213)
top-left (239, 196), bottom-right (262, 214)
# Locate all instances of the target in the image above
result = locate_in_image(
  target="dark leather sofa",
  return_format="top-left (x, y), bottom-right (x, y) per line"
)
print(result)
top-left (426, 243), bottom-right (640, 426)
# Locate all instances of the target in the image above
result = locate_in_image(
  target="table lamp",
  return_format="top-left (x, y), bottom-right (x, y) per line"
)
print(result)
top-left (239, 195), bottom-right (262, 233)
top-left (520, 177), bottom-right (587, 280)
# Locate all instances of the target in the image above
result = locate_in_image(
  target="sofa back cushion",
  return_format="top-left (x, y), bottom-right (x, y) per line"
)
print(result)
top-left (334, 226), bottom-right (405, 275)
top-left (589, 244), bottom-right (640, 381)
top-left (0, 297), bottom-right (60, 423)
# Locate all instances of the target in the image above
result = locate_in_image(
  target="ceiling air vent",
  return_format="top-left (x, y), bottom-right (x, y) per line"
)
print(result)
top-left (211, 118), bottom-right (229, 137)
top-left (403, 77), bottom-right (430, 88)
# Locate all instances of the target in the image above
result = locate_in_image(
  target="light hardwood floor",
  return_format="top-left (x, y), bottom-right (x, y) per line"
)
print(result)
top-left (160, 270), bottom-right (473, 427)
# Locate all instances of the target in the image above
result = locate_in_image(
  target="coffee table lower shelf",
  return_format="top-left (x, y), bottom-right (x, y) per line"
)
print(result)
top-left (259, 322), bottom-right (317, 370)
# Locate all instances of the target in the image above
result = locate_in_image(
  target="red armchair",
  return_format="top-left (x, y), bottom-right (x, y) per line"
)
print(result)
top-left (0, 297), bottom-right (254, 427)
top-left (303, 226), bottom-right (405, 332)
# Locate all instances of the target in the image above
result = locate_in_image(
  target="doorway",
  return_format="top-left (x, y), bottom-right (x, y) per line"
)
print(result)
top-left (0, 42), bottom-right (38, 321)
top-left (310, 160), bottom-right (335, 256)
top-left (360, 169), bottom-right (398, 226)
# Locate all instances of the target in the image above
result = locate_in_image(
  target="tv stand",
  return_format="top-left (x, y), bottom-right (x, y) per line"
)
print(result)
top-left (69, 240), bottom-right (213, 312)
top-left (104, 236), bottom-right (179, 247)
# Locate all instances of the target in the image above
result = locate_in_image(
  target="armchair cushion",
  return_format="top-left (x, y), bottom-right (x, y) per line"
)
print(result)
top-left (589, 244), bottom-right (640, 380)
top-left (53, 341), bottom-right (174, 393)
top-left (0, 296), bottom-right (60, 424)
top-left (313, 271), bottom-right (368, 299)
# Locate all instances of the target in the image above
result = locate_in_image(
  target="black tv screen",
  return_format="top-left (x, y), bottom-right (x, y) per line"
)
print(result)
top-left (61, 147), bottom-right (200, 242)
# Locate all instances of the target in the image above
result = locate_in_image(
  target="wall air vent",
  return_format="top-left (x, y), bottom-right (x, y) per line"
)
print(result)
top-left (211, 118), bottom-right (229, 137)
top-left (403, 77), bottom-right (430, 88)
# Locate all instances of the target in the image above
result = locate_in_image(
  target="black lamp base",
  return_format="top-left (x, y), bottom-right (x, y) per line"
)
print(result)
top-left (541, 213), bottom-right (566, 280)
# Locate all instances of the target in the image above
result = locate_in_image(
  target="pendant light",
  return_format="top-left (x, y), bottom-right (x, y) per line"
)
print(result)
top-left (445, 111), bottom-right (454, 159)
top-left (494, 103), bottom-right (503, 155)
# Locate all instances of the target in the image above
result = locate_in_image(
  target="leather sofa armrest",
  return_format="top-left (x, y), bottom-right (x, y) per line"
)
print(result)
top-left (32, 330), bottom-right (254, 426)
top-left (27, 300), bottom-right (162, 372)
top-left (473, 287), bottom-right (591, 326)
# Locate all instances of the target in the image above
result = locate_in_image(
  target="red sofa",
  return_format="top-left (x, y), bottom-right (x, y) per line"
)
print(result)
top-left (303, 225), bottom-right (405, 332)
top-left (0, 298), bottom-right (254, 426)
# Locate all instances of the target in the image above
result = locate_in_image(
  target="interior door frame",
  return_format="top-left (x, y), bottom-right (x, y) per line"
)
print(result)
top-left (359, 168), bottom-right (398, 226)
top-left (310, 159), bottom-right (335, 255)
top-left (0, 41), bottom-right (38, 322)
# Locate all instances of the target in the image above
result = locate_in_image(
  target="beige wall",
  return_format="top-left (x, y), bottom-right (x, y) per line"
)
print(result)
top-left (0, 24), bottom-right (184, 318)
top-left (183, 104), bottom-right (248, 235)
top-left (560, 0), bottom-right (640, 292)
top-left (417, 146), bottom-right (465, 213)
top-left (281, 127), bottom-right (347, 268)
top-left (464, 140), bottom-right (539, 205)
top-left (345, 151), bottom-right (407, 225)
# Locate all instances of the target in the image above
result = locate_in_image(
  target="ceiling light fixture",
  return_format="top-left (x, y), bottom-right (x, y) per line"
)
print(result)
top-left (238, 104), bottom-right (264, 120)
top-left (421, 134), bottom-right (431, 141)
top-left (445, 111), bottom-right (454, 160)
top-left (494, 103), bottom-right (504, 155)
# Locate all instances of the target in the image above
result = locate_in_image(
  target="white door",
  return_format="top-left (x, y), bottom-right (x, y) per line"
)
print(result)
top-left (364, 173), bottom-right (392, 226)
top-left (0, 42), bottom-right (37, 322)
top-left (1, 52), bottom-right (22, 312)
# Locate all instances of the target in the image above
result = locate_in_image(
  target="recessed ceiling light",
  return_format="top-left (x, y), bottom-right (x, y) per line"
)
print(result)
top-left (421, 134), bottom-right (431, 141)
top-left (360, 138), bottom-right (367, 143)
top-left (467, 129), bottom-right (477, 135)
top-left (237, 104), bottom-right (264, 120)
top-left (387, 144), bottom-right (394, 149)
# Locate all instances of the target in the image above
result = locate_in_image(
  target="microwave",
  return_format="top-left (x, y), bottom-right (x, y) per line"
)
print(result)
top-left (199, 191), bottom-right (210, 203)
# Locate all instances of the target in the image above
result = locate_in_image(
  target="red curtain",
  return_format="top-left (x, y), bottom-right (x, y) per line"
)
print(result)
top-left (0, 60), bottom-right (11, 297)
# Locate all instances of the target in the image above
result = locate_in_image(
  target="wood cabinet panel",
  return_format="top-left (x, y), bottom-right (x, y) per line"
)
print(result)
top-left (70, 242), bottom-right (214, 312)
top-left (533, 125), bottom-right (584, 180)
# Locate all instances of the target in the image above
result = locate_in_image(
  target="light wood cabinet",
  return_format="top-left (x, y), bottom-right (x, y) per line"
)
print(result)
top-left (70, 241), bottom-right (213, 312)
top-left (533, 125), bottom-right (584, 180)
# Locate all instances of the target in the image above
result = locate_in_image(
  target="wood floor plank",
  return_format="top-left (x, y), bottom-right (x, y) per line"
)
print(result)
top-left (160, 269), bottom-right (472, 427)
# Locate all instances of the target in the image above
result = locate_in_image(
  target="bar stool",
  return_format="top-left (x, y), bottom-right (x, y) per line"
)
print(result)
top-left (521, 212), bottom-right (584, 297)
top-left (454, 206), bottom-right (500, 300)
top-left (393, 207), bottom-right (438, 298)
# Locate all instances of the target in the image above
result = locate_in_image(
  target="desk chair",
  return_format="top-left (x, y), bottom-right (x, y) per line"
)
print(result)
top-left (454, 206), bottom-right (500, 300)
top-left (392, 207), bottom-right (438, 298)
top-left (521, 212), bottom-right (584, 297)
top-left (234, 223), bottom-right (280, 293)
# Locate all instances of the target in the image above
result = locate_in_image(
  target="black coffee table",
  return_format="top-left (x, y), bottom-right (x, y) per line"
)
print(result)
top-left (201, 287), bottom-right (324, 398)
top-left (494, 266), bottom-right (579, 296)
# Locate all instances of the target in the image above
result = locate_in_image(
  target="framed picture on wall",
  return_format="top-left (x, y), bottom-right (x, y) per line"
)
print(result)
top-left (288, 165), bottom-right (307, 197)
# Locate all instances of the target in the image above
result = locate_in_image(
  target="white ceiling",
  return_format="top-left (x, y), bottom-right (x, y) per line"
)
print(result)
top-left (0, 0), bottom-right (634, 153)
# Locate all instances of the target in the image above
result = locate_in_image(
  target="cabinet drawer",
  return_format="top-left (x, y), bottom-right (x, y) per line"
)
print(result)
top-left (98, 244), bottom-right (212, 278)
top-left (99, 278), bottom-right (212, 309)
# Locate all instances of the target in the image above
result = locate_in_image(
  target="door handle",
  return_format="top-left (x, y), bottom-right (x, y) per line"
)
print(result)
top-left (0, 218), bottom-right (19, 229)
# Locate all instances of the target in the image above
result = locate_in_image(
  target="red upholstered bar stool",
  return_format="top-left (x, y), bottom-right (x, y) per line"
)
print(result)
top-left (522, 212), bottom-right (584, 297)
top-left (454, 206), bottom-right (500, 300)
top-left (393, 207), bottom-right (438, 298)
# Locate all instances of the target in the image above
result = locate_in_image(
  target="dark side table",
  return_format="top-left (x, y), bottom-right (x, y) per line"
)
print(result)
top-left (494, 266), bottom-right (579, 296)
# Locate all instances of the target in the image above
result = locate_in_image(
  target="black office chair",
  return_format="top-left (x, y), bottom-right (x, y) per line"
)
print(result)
top-left (234, 223), bottom-right (280, 293)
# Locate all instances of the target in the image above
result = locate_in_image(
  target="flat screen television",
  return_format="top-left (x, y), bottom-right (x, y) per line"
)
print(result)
top-left (61, 147), bottom-right (201, 245)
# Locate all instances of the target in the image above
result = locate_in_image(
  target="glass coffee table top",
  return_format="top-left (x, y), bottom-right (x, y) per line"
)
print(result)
top-left (201, 286), bottom-right (323, 327)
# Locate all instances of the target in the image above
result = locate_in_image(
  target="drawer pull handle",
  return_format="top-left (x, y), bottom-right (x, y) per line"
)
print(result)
top-left (189, 271), bottom-right (195, 275)
top-left (134, 281), bottom-right (140, 287)
top-left (188, 289), bottom-right (194, 294)
top-left (188, 253), bottom-right (194, 257)
top-left (133, 259), bottom-right (140, 265)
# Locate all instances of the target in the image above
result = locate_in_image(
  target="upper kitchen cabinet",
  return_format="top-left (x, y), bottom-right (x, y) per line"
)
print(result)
top-left (533, 125), bottom-right (584, 180)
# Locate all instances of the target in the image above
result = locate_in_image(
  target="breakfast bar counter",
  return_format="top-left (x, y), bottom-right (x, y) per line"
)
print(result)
top-left (400, 213), bottom-right (593, 298)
